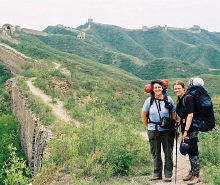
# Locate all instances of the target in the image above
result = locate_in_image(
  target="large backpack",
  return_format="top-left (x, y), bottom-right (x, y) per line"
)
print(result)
top-left (183, 85), bottom-right (215, 132)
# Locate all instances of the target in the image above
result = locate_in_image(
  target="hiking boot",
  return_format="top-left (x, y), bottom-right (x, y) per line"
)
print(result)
top-left (183, 172), bottom-right (193, 181)
top-left (150, 176), bottom-right (162, 181)
top-left (164, 177), bottom-right (172, 182)
top-left (187, 176), bottom-right (200, 185)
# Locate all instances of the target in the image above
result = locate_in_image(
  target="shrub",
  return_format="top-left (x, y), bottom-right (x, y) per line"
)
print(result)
top-left (0, 145), bottom-right (32, 185)
top-left (21, 63), bottom-right (33, 71)
top-left (199, 129), bottom-right (220, 184)
top-left (21, 70), bottom-right (38, 78)
top-left (0, 115), bottom-right (22, 176)
top-left (40, 111), bottom-right (152, 182)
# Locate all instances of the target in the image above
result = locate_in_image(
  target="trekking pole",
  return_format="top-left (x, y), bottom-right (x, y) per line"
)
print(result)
top-left (175, 123), bottom-right (179, 184)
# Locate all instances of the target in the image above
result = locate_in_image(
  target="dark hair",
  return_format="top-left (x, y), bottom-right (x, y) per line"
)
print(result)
top-left (150, 79), bottom-right (164, 90)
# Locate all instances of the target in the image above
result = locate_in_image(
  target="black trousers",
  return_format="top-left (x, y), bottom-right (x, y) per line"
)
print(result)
top-left (148, 130), bottom-right (174, 178)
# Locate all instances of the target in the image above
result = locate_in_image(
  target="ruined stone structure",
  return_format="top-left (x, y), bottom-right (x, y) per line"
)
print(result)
top-left (77, 32), bottom-right (86, 39)
top-left (142, 26), bottom-right (148, 31)
top-left (0, 42), bottom-right (51, 176)
top-left (1, 23), bottom-right (49, 37)
top-left (0, 44), bottom-right (26, 74)
top-left (142, 25), bottom-right (161, 32)
top-left (189, 25), bottom-right (201, 33)
top-left (0, 24), bottom-right (19, 44)
top-left (142, 24), bottom-right (202, 34)
top-left (56, 24), bottom-right (79, 33)
top-left (15, 25), bottom-right (22, 31)
top-left (164, 25), bottom-right (168, 30)
top-left (9, 79), bottom-right (52, 175)
top-left (164, 25), bottom-right (201, 33)
top-left (21, 28), bottom-right (49, 36)
top-left (2, 24), bottom-right (16, 35)
top-left (88, 18), bottom-right (93, 23)
top-left (0, 43), bottom-right (48, 74)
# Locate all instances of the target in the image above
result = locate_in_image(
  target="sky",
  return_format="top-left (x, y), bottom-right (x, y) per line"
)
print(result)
top-left (0, 0), bottom-right (219, 32)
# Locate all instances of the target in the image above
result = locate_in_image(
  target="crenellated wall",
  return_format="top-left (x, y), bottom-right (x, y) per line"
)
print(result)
top-left (10, 79), bottom-right (52, 176)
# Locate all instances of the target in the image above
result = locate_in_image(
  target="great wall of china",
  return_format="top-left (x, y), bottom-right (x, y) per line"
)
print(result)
top-left (0, 20), bottom-right (202, 45)
top-left (0, 20), bottom-right (203, 177)
top-left (0, 37), bottom-right (51, 175)
top-left (10, 79), bottom-right (52, 175)
top-left (0, 30), bottom-right (74, 176)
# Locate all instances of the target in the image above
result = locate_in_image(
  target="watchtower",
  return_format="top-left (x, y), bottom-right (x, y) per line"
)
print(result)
top-left (88, 18), bottom-right (93, 23)
top-left (142, 26), bottom-right (148, 32)
top-left (77, 32), bottom-right (86, 39)
top-left (2, 24), bottom-right (16, 35)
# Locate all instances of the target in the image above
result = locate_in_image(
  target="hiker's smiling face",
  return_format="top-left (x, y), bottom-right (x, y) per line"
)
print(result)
top-left (153, 83), bottom-right (163, 96)
top-left (174, 84), bottom-right (185, 97)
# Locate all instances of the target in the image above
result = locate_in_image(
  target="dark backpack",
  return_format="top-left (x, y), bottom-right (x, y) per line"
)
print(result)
top-left (183, 85), bottom-right (215, 132)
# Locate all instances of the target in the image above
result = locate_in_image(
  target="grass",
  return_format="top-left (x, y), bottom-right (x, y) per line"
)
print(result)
top-left (1, 28), bottom-right (220, 184)
top-left (27, 57), bottom-right (153, 184)
top-left (198, 95), bottom-right (220, 185)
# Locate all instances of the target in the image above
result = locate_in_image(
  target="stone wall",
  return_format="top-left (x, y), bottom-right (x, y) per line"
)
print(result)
top-left (0, 46), bottom-right (25, 74)
top-left (21, 28), bottom-right (48, 36)
top-left (0, 44), bottom-right (48, 74)
top-left (10, 80), bottom-right (52, 176)
top-left (2, 24), bottom-right (16, 35)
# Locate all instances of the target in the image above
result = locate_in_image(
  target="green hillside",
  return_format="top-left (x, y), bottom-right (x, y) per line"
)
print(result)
top-left (136, 58), bottom-right (208, 80)
top-left (0, 23), bottom-right (220, 184)
top-left (167, 29), bottom-right (220, 47)
top-left (85, 24), bottom-right (220, 70)
top-left (36, 34), bottom-right (145, 74)
top-left (0, 32), bottom-right (154, 184)
top-left (42, 23), bottom-right (220, 80)
top-left (126, 27), bottom-right (190, 59)
top-left (83, 23), bottom-right (155, 61)
top-left (180, 44), bottom-right (220, 68)
top-left (44, 26), bottom-right (78, 37)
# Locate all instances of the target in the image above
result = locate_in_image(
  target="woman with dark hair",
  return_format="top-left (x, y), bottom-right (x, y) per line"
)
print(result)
top-left (173, 80), bottom-right (200, 184)
top-left (142, 80), bottom-right (176, 182)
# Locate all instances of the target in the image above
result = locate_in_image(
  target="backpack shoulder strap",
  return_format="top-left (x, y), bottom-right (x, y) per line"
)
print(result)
top-left (163, 94), bottom-right (168, 103)
top-left (148, 96), bottom-right (155, 119)
top-left (150, 96), bottom-right (155, 107)
top-left (182, 94), bottom-right (193, 108)
top-left (182, 95), bottom-right (186, 107)
top-left (163, 94), bottom-right (173, 112)
top-left (183, 94), bottom-right (189, 107)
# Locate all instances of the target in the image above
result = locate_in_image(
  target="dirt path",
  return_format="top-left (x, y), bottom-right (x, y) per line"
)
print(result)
top-left (27, 80), bottom-right (71, 123)
top-left (140, 132), bottom-right (208, 185)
